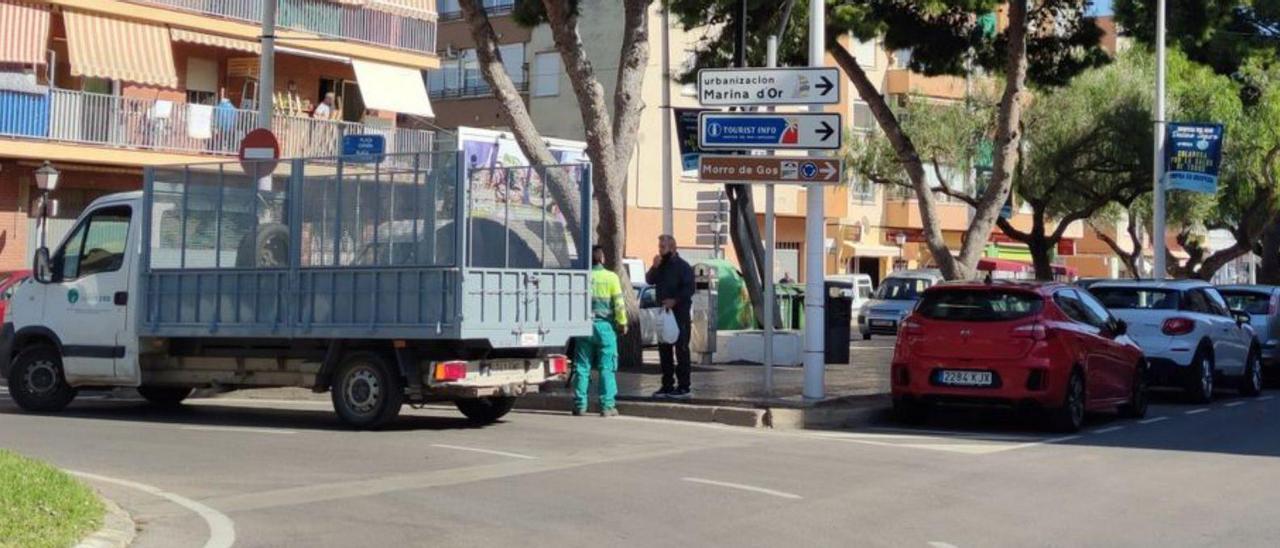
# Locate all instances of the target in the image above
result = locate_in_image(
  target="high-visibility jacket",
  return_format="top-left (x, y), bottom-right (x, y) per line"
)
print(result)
top-left (591, 265), bottom-right (627, 327)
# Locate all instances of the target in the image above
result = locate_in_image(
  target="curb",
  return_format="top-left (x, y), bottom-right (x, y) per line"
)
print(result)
top-left (76, 494), bottom-right (136, 548)
top-left (516, 393), bottom-right (890, 430)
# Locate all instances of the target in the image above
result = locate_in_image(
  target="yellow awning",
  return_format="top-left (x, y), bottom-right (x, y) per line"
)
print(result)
top-left (0, 0), bottom-right (50, 66)
top-left (368, 0), bottom-right (437, 20)
top-left (352, 59), bottom-right (434, 117)
top-left (171, 28), bottom-right (260, 54)
top-left (64, 11), bottom-right (177, 88)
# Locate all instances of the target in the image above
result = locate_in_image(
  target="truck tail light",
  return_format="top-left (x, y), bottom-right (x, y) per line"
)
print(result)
top-left (1012, 322), bottom-right (1047, 341)
top-left (548, 354), bottom-right (569, 376)
top-left (434, 361), bottom-right (468, 382)
top-left (1162, 317), bottom-right (1195, 336)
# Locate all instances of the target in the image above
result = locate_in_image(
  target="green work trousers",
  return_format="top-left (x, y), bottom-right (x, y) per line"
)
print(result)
top-left (573, 319), bottom-right (618, 411)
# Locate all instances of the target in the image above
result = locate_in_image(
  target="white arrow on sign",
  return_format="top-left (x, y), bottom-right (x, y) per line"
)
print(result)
top-left (697, 67), bottom-right (840, 106)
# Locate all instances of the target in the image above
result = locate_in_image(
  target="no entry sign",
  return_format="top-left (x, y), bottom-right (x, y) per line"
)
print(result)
top-left (239, 128), bottom-right (280, 181)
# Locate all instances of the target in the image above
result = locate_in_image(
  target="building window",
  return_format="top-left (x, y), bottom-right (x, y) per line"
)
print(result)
top-left (851, 175), bottom-right (875, 204)
top-left (533, 52), bottom-right (561, 97)
top-left (851, 101), bottom-right (875, 132)
top-left (893, 49), bottom-right (912, 70)
top-left (184, 57), bottom-right (218, 105)
top-left (499, 43), bottom-right (526, 88)
top-left (852, 38), bottom-right (877, 69)
top-left (429, 45), bottom-right (529, 99)
top-left (438, 0), bottom-right (514, 22)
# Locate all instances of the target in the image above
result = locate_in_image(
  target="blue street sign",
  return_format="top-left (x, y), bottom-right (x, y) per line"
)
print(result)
top-left (1165, 123), bottom-right (1224, 194)
top-left (342, 134), bottom-right (386, 162)
top-left (698, 112), bottom-right (841, 150)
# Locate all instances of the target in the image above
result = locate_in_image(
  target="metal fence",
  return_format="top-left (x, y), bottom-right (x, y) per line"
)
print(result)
top-left (466, 164), bottom-right (588, 270)
top-left (131, 0), bottom-right (437, 54)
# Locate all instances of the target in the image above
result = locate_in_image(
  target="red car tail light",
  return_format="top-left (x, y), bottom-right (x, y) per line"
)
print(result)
top-left (548, 354), bottom-right (569, 375)
top-left (901, 319), bottom-right (924, 336)
top-left (434, 361), bottom-right (468, 382)
top-left (1162, 317), bottom-right (1195, 336)
top-left (1011, 322), bottom-right (1047, 341)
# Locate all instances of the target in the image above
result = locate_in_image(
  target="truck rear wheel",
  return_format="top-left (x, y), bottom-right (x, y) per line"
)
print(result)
top-left (455, 396), bottom-right (517, 425)
top-left (137, 386), bottom-right (193, 408)
top-left (8, 345), bottom-right (77, 413)
top-left (331, 351), bottom-right (403, 429)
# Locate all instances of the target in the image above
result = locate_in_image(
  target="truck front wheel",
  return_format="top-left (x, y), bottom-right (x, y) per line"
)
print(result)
top-left (8, 345), bottom-right (77, 413)
top-left (137, 386), bottom-right (193, 408)
top-left (331, 351), bottom-right (403, 429)
top-left (455, 396), bottom-right (517, 425)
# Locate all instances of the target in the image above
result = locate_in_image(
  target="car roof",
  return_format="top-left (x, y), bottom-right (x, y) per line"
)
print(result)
top-left (1090, 278), bottom-right (1211, 291)
top-left (927, 280), bottom-right (1063, 295)
top-left (1217, 284), bottom-right (1278, 294)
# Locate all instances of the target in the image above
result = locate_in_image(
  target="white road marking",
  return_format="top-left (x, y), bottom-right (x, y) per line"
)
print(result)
top-left (1091, 426), bottom-right (1125, 434)
top-left (1259, 395), bottom-right (1275, 401)
top-left (994, 435), bottom-right (1081, 454)
top-left (814, 431), bottom-right (1040, 442)
top-left (431, 444), bottom-right (537, 460)
top-left (179, 425), bottom-right (298, 435)
top-left (1225, 401), bottom-right (1246, 408)
top-left (1139, 417), bottom-right (1168, 424)
top-left (70, 470), bottom-right (235, 548)
top-left (681, 477), bottom-right (803, 500)
top-left (929, 542), bottom-right (960, 548)
top-left (1185, 408), bottom-right (1210, 415)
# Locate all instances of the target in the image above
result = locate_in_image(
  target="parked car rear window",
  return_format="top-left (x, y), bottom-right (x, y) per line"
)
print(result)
top-left (1220, 291), bottom-right (1272, 315)
top-left (916, 290), bottom-right (1044, 322)
top-left (1091, 287), bottom-right (1180, 310)
top-left (876, 277), bottom-right (929, 300)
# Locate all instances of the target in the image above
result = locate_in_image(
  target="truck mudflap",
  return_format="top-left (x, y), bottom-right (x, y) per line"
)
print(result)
top-left (418, 354), bottom-right (569, 399)
top-left (0, 322), bottom-right (13, 379)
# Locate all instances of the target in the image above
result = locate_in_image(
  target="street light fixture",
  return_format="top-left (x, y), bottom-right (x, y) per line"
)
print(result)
top-left (709, 214), bottom-right (725, 259)
top-left (893, 231), bottom-right (907, 271)
top-left (34, 161), bottom-right (59, 249)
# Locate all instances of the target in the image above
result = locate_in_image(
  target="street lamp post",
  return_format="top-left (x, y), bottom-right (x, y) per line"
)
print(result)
top-left (33, 161), bottom-right (59, 250)
top-left (710, 214), bottom-right (725, 259)
top-left (894, 231), bottom-right (907, 271)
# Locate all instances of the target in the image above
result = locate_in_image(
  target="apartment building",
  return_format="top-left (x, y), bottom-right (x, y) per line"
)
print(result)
top-left (0, 0), bottom-right (441, 270)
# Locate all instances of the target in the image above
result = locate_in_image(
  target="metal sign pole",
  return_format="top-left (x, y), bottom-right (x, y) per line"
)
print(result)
top-left (802, 0), bottom-right (826, 400)
top-left (764, 36), bottom-right (778, 398)
top-left (1153, 0), bottom-right (1167, 279)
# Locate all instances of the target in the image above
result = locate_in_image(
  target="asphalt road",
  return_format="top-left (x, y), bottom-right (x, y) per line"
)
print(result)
top-left (3, 383), bottom-right (1279, 548)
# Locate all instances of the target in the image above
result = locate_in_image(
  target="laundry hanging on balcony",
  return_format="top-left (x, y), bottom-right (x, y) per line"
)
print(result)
top-left (0, 0), bottom-right (50, 67)
top-left (351, 59), bottom-right (434, 117)
top-left (63, 10), bottom-right (178, 88)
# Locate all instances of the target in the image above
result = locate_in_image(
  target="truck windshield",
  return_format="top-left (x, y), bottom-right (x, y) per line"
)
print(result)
top-left (917, 290), bottom-right (1043, 322)
top-left (1091, 287), bottom-right (1180, 310)
top-left (876, 278), bottom-right (928, 300)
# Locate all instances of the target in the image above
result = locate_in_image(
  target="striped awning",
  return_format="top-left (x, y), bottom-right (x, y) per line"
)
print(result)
top-left (368, 0), bottom-right (437, 20)
top-left (171, 28), bottom-right (260, 54)
top-left (0, 0), bottom-right (50, 66)
top-left (63, 11), bottom-right (177, 88)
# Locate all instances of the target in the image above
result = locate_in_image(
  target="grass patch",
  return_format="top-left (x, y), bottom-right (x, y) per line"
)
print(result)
top-left (0, 450), bottom-right (103, 548)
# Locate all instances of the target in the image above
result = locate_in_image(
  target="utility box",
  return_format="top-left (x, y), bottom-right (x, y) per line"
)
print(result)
top-left (824, 282), bottom-right (853, 364)
top-left (691, 264), bottom-right (718, 363)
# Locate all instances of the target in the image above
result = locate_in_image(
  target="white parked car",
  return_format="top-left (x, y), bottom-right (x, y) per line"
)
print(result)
top-left (828, 274), bottom-right (875, 331)
top-left (1088, 280), bottom-right (1264, 402)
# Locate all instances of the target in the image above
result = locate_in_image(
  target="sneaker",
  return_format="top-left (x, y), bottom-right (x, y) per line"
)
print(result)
top-left (600, 407), bottom-right (620, 418)
top-left (652, 387), bottom-right (675, 399)
top-left (572, 408), bottom-right (585, 416)
top-left (669, 388), bottom-right (692, 400)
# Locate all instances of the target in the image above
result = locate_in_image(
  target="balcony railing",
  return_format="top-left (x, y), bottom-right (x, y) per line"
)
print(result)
top-left (429, 79), bottom-right (528, 99)
top-left (0, 88), bottom-right (434, 163)
top-left (130, 0), bottom-right (437, 55)
top-left (438, 0), bottom-right (515, 22)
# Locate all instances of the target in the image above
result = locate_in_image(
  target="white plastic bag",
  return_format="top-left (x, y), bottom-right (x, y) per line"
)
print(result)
top-left (660, 309), bottom-right (680, 345)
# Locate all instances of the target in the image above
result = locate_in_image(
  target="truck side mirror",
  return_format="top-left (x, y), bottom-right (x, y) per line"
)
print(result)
top-left (33, 247), bottom-right (52, 284)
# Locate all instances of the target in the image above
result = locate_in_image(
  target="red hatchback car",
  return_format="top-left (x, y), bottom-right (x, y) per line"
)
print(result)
top-left (891, 282), bottom-right (1148, 432)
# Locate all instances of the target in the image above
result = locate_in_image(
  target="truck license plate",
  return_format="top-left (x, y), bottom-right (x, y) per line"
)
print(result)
top-left (519, 333), bottom-right (540, 347)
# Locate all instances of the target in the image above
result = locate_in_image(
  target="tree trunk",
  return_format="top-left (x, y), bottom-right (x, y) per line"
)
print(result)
top-left (1029, 238), bottom-right (1055, 281)
top-left (1260, 222), bottom-right (1280, 284)
top-left (956, 0), bottom-right (1030, 278)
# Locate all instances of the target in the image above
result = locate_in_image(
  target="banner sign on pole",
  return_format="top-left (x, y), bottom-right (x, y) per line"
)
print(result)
top-left (698, 112), bottom-right (841, 150)
top-left (697, 67), bottom-right (840, 106)
top-left (1165, 122), bottom-right (1224, 194)
top-left (674, 107), bottom-right (715, 177)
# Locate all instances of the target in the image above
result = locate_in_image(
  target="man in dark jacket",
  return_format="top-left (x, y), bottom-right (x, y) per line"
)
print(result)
top-left (646, 235), bottom-right (695, 399)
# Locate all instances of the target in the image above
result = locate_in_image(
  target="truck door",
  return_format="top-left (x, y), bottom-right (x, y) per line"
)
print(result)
top-left (43, 204), bottom-right (133, 383)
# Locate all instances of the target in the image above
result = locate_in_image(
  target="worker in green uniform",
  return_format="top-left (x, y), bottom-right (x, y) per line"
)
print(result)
top-left (573, 245), bottom-right (628, 417)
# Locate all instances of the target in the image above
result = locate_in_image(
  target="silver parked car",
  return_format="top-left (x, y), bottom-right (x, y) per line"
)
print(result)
top-left (1218, 285), bottom-right (1280, 381)
top-left (858, 269), bottom-right (944, 339)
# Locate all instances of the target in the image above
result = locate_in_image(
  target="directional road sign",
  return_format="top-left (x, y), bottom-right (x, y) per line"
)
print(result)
top-left (697, 67), bottom-right (840, 106)
top-left (697, 155), bottom-right (843, 185)
top-left (699, 112), bottom-right (841, 151)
